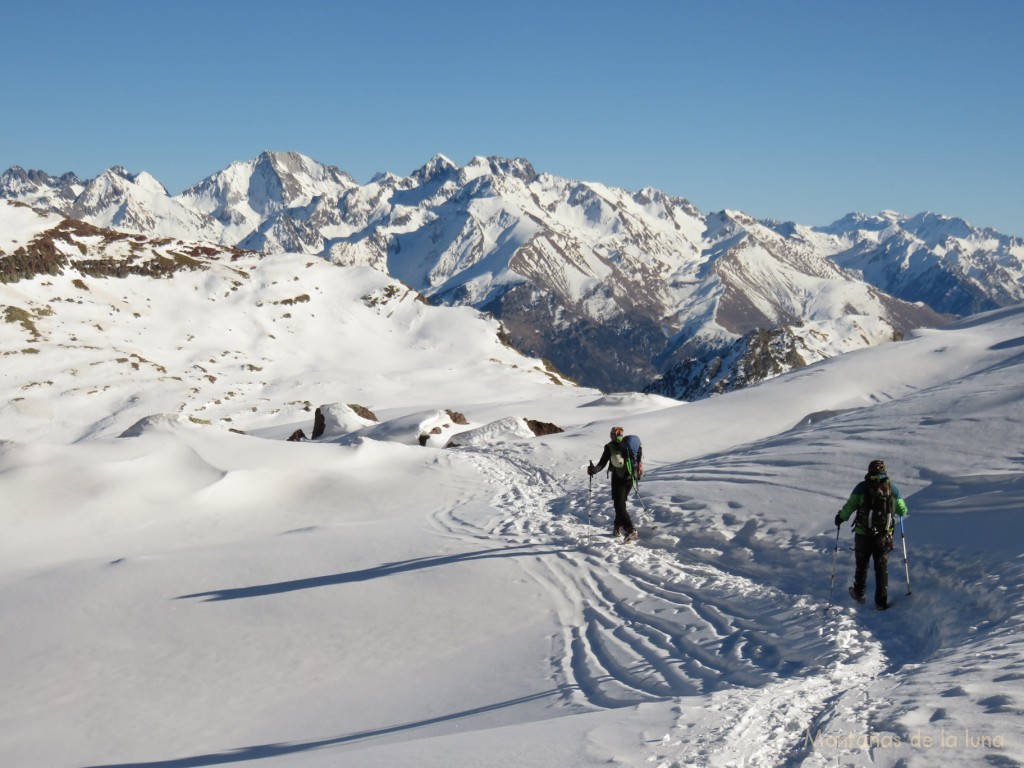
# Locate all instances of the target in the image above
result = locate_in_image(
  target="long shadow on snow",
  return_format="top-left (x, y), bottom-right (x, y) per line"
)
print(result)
top-left (176, 543), bottom-right (570, 602)
top-left (80, 688), bottom-right (571, 768)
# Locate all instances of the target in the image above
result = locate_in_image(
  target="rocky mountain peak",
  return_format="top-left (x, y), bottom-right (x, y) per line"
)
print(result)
top-left (411, 154), bottom-right (459, 185)
top-left (462, 156), bottom-right (538, 184)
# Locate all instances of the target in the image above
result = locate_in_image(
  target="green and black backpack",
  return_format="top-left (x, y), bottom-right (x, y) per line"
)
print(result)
top-left (857, 477), bottom-right (896, 539)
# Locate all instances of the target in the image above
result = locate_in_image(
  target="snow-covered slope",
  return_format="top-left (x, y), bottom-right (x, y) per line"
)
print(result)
top-left (2, 221), bottom-right (1023, 767)
top-left (0, 200), bottom-right (568, 443)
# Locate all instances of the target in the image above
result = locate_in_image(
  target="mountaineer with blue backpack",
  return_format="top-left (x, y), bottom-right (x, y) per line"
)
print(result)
top-left (588, 426), bottom-right (643, 542)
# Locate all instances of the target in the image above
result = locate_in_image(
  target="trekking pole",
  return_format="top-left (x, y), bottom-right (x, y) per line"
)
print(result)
top-left (632, 483), bottom-right (650, 527)
top-left (587, 461), bottom-right (594, 545)
top-left (826, 522), bottom-right (841, 612)
top-left (626, 461), bottom-right (649, 528)
top-left (899, 516), bottom-right (912, 596)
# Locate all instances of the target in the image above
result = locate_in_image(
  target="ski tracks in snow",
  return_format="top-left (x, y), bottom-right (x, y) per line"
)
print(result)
top-left (442, 445), bottom-right (892, 767)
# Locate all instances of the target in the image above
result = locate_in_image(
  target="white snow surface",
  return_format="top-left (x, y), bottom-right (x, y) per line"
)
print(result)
top-left (0, 202), bottom-right (63, 247)
top-left (2, 217), bottom-right (1024, 766)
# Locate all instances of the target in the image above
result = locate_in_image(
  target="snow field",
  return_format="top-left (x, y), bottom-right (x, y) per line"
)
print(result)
top-left (1, 293), bottom-right (1024, 765)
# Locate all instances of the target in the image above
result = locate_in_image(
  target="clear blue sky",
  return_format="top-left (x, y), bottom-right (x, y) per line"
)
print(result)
top-left (4, 0), bottom-right (1022, 236)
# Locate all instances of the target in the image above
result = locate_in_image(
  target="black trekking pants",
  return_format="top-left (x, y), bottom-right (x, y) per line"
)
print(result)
top-left (853, 533), bottom-right (890, 607)
top-left (610, 473), bottom-right (635, 534)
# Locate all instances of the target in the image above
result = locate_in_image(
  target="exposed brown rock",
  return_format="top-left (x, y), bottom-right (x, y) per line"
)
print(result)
top-left (525, 419), bottom-right (563, 436)
top-left (311, 408), bottom-right (326, 439)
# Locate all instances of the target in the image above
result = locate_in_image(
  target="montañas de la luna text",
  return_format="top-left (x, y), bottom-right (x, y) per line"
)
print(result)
top-left (805, 728), bottom-right (1006, 751)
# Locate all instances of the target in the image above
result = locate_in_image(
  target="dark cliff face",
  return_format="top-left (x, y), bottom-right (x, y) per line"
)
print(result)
top-left (644, 329), bottom-right (810, 401)
top-left (481, 284), bottom-right (662, 394)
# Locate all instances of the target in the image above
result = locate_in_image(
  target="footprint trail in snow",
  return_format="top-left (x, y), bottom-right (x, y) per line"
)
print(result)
top-left (431, 444), bottom-right (893, 766)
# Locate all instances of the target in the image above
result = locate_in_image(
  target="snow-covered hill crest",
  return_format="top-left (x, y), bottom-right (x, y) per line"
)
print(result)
top-left (0, 200), bottom-right (569, 443)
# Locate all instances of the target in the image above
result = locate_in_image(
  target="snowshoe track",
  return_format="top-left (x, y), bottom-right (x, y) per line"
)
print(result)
top-left (445, 444), bottom-right (1024, 766)
top-left (445, 445), bottom-right (892, 765)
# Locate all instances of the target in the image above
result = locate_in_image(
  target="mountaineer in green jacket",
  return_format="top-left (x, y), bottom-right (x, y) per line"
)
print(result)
top-left (834, 458), bottom-right (908, 610)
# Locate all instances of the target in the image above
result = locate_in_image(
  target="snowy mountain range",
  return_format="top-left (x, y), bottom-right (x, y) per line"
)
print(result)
top-left (3, 152), bottom-right (1023, 396)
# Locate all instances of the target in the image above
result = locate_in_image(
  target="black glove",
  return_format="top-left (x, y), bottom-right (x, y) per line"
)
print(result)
top-left (587, 464), bottom-right (597, 476)
top-left (834, 512), bottom-right (843, 527)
